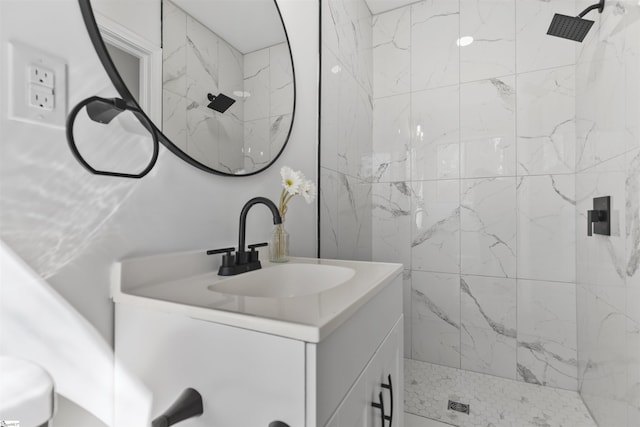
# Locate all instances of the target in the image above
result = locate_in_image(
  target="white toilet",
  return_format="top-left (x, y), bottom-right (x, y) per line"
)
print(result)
top-left (0, 356), bottom-right (55, 427)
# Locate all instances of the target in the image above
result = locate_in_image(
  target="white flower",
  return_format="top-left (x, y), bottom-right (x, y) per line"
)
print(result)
top-left (281, 166), bottom-right (303, 195)
top-left (301, 179), bottom-right (317, 204)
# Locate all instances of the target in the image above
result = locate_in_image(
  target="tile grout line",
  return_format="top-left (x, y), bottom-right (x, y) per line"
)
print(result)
top-left (408, 0), bottom-right (414, 360)
top-left (513, 0), bottom-right (519, 385)
top-left (458, 0), bottom-right (463, 372)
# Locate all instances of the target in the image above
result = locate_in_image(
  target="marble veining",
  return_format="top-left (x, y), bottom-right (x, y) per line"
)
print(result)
top-left (517, 175), bottom-right (576, 283)
top-left (516, 339), bottom-right (578, 386)
top-left (372, 94), bottom-right (410, 182)
top-left (411, 180), bottom-right (460, 274)
top-left (460, 277), bottom-right (516, 339)
top-left (460, 178), bottom-right (516, 277)
top-left (460, 275), bottom-right (517, 378)
top-left (460, 77), bottom-right (516, 179)
top-left (460, 0), bottom-right (516, 83)
top-left (373, 181), bottom-right (411, 266)
top-left (515, 278), bottom-right (578, 390)
top-left (411, 0), bottom-right (459, 91)
top-left (320, 168), bottom-right (339, 260)
top-left (412, 271), bottom-right (461, 368)
top-left (372, 7), bottom-right (410, 98)
top-left (162, 0), bottom-right (187, 94)
top-left (338, 174), bottom-right (372, 261)
top-left (517, 66), bottom-right (575, 176)
top-left (324, 0), bottom-right (372, 94)
top-left (412, 86), bottom-right (460, 180)
top-left (414, 288), bottom-right (459, 330)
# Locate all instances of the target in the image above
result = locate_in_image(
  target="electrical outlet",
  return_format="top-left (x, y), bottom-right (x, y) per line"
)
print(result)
top-left (9, 41), bottom-right (67, 128)
top-left (29, 84), bottom-right (54, 110)
top-left (29, 65), bottom-right (54, 88)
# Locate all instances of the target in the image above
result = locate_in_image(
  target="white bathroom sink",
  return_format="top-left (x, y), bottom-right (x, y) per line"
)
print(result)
top-left (208, 263), bottom-right (356, 298)
top-left (116, 254), bottom-right (402, 342)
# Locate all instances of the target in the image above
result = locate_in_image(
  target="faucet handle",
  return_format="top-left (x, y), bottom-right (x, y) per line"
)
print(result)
top-left (248, 242), bottom-right (268, 250)
top-left (206, 247), bottom-right (235, 266)
top-left (206, 247), bottom-right (235, 255)
top-left (207, 247), bottom-right (237, 275)
top-left (248, 242), bottom-right (268, 262)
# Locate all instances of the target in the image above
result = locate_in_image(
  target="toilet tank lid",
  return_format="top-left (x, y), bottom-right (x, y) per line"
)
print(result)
top-left (0, 356), bottom-right (55, 426)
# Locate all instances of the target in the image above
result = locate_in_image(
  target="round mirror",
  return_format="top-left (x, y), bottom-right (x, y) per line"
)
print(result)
top-left (78, 0), bottom-right (295, 176)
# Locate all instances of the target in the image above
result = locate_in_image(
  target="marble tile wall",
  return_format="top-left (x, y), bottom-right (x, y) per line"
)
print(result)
top-left (574, 1), bottom-right (640, 425)
top-left (243, 43), bottom-right (294, 171)
top-left (369, 0), bottom-right (581, 391)
top-left (319, 0), bottom-right (638, 410)
top-left (162, 0), bottom-right (292, 174)
top-left (320, 0), bottom-right (373, 262)
top-left (162, 0), bottom-right (243, 172)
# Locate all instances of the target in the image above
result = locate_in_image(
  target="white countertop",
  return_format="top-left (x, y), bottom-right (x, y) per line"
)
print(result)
top-left (113, 253), bottom-right (402, 343)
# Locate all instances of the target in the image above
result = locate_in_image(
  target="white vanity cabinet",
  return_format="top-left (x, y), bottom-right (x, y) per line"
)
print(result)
top-left (113, 256), bottom-right (403, 427)
top-left (324, 319), bottom-right (403, 427)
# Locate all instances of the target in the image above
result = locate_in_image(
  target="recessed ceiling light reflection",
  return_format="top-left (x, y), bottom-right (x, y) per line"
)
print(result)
top-left (331, 64), bottom-right (342, 74)
top-left (233, 91), bottom-right (251, 98)
top-left (456, 36), bottom-right (474, 47)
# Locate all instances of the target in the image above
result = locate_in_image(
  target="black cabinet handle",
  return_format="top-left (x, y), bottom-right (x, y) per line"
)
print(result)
top-left (151, 388), bottom-right (203, 427)
top-left (381, 374), bottom-right (393, 427)
top-left (372, 374), bottom-right (394, 427)
top-left (372, 391), bottom-right (385, 426)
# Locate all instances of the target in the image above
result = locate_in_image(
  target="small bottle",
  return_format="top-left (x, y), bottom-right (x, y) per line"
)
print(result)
top-left (269, 223), bottom-right (289, 263)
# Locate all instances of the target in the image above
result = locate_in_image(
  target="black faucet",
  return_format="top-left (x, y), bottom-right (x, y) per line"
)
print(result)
top-left (207, 197), bottom-right (282, 276)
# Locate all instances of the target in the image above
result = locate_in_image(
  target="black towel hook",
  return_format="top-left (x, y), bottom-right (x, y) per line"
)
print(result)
top-left (66, 96), bottom-right (159, 179)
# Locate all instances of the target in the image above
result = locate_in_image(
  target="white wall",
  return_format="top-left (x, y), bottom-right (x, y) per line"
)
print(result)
top-left (0, 0), bottom-right (318, 425)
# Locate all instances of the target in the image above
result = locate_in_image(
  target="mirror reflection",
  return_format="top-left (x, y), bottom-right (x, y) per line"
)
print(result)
top-left (160, 0), bottom-right (295, 175)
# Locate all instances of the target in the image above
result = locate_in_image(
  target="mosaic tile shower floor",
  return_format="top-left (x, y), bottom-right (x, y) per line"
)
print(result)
top-left (404, 359), bottom-right (597, 427)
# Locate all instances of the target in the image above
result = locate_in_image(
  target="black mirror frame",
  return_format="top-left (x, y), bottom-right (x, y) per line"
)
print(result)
top-left (77, 0), bottom-right (296, 177)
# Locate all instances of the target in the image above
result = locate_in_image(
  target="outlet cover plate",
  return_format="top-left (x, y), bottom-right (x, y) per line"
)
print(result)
top-left (8, 41), bottom-right (67, 128)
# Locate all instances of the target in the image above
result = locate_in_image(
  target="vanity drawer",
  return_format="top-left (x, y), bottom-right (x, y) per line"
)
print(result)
top-left (306, 274), bottom-right (403, 427)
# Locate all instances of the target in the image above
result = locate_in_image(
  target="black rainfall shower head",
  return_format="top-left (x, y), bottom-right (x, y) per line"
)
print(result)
top-left (547, 0), bottom-right (604, 42)
top-left (547, 14), bottom-right (595, 42)
top-left (207, 93), bottom-right (236, 113)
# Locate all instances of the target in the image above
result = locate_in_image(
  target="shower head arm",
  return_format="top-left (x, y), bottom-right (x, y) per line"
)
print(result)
top-left (578, 0), bottom-right (605, 18)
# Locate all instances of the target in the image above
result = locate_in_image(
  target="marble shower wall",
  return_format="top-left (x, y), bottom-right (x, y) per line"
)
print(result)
top-left (370, 0), bottom-right (581, 390)
top-left (162, 0), bottom-right (293, 173)
top-left (320, 0), bottom-right (373, 262)
top-left (243, 43), bottom-right (294, 171)
top-left (574, 1), bottom-right (640, 426)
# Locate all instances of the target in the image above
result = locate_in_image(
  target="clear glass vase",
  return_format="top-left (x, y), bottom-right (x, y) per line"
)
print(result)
top-left (269, 223), bottom-right (289, 263)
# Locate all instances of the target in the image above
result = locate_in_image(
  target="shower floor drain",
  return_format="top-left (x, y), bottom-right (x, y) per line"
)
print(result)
top-left (447, 400), bottom-right (470, 414)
